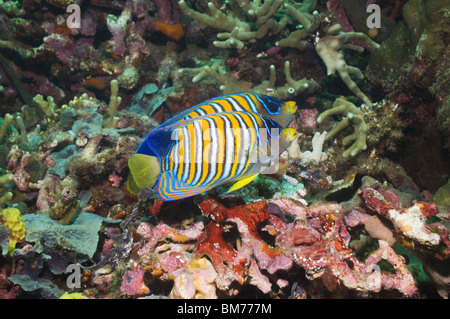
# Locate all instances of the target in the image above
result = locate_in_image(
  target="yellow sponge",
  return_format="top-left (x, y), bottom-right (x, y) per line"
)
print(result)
top-left (0, 207), bottom-right (26, 255)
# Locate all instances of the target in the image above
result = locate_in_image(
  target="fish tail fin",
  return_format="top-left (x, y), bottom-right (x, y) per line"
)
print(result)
top-left (127, 154), bottom-right (160, 194)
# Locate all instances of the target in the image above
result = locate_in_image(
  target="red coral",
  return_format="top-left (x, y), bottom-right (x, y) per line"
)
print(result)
top-left (414, 201), bottom-right (439, 218)
top-left (196, 199), bottom-right (292, 282)
top-left (194, 221), bottom-right (247, 285)
top-left (360, 187), bottom-right (399, 216)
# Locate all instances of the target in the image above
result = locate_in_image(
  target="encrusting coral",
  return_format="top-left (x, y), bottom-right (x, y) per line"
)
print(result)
top-left (123, 187), bottom-right (448, 298)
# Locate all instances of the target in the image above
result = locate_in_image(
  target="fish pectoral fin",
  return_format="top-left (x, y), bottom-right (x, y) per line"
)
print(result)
top-left (126, 172), bottom-right (141, 195)
top-left (226, 174), bottom-right (259, 194)
top-left (128, 154), bottom-right (161, 190)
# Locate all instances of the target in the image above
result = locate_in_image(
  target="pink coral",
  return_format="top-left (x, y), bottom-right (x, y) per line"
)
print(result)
top-left (131, 194), bottom-right (425, 298)
top-left (36, 173), bottom-right (61, 211)
top-left (120, 268), bottom-right (149, 296)
top-left (154, 0), bottom-right (181, 25)
top-left (298, 108), bottom-right (318, 132)
top-left (273, 200), bottom-right (418, 296)
top-left (108, 173), bottom-right (123, 188)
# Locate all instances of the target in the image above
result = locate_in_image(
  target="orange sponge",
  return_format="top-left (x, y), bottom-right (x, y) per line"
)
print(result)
top-left (154, 23), bottom-right (185, 41)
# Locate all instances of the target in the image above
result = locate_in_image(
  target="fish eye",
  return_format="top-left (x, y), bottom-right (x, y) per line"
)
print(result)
top-left (261, 94), bottom-right (283, 114)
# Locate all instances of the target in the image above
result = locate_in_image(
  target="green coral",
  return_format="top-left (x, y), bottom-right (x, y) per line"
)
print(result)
top-left (317, 97), bottom-right (368, 157)
top-left (198, 60), bottom-right (319, 99)
top-left (0, 173), bottom-right (13, 207)
top-left (0, 0), bottom-right (24, 16)
top-left (0, 114), bottom-right (13, 142)
top-left (178, 0), bottom-right (319, 50)
top-left (179, 0), bottom-right (288, 49)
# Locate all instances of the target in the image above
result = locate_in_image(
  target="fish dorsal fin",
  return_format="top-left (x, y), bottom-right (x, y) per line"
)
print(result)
top-left (127, 154), bottom-right (161, 190)
top-left (226, 173), bottom-right (260, 194)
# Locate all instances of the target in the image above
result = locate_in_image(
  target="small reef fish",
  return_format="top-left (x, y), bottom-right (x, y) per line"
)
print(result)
top-left (127, 93), bottom-right (298, 201)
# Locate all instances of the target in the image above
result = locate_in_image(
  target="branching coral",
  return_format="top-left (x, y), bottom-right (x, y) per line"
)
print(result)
top-left (179, 0), bottom-right (289, 49)
top-left (275, 3), bottom-right (320, 50)
top-left (315, 24), bottom-right (380, 106)
top-left (201, 61), bottom-right (319, 99)
top-left (297, 131), bottom-right (328, 163)
top-left (32, 95), bottom-right (58, 121)
top-left (0, 173), bottom-right (13, 202)
top-left (103, 80), bottom-right (122, 128)
top-left (317, 97), bottom-right (368, 157)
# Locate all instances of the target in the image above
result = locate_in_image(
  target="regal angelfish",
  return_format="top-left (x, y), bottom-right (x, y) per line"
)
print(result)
top-left (127, 93), bottom-right (298, 201)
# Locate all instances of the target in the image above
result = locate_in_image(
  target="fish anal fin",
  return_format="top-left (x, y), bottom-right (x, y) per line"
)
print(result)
top-left (226, 174), bottom-right (259, 194)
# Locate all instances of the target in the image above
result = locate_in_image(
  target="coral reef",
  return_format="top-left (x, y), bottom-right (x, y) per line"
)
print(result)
top-left (201, 60), bottom-right (319, 99)
top-left (179, 0), bottom-right (290, 49)
top-left (0, 0), bottom-right (448, 301)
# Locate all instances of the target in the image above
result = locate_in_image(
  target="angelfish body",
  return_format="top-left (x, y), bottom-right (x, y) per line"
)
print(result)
top-left (137, 92), bottom-right (297, 157)
top-left (127, 93), bottom-right (298, 201)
